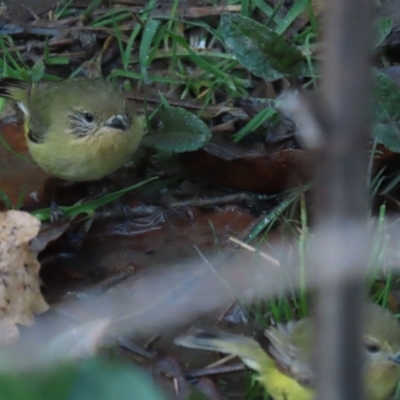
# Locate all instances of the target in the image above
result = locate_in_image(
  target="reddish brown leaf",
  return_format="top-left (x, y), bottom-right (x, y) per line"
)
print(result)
top-left (0, 122), bottom-right (51, 209)
top-left (51, 205), bottom-right (256, 279)
top-left (180, 139), bottom-right (313, 193)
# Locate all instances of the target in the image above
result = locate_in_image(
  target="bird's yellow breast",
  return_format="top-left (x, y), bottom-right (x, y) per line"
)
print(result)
top-left (259, 362), bottom-right (313, 400)
top-left (260, 358), bottom-right (400, 400)
top-left (365, 361), bottom-right (400, 400)
top-left (23, 114), bottom-right (144, 181)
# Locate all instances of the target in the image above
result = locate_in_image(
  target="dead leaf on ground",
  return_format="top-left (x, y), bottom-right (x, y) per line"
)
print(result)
top-left (0, 210), bottom-right (49, 344)
top-left (146, 353), bottom-right (224, 400)
top-left (180, 138), bottom-right (313, 193)
top-left (0, 121), bottom-right (51, 209)
top-left (31, 220), bottom-right (72, 255)
top-left (53, 205), bottom-right (256, 279)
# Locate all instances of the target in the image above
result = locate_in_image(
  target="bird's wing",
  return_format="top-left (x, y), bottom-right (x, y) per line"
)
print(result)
top-left (263, 319), bottom-right (315, 388)
top-left (174, 327), bottom-right (273, 373)
top-left (0, 78), bottom-right (29, 104)
top-left (25, 81), bottom-right (58, 144)
top-left (0, 78), bottom-right (52, 143)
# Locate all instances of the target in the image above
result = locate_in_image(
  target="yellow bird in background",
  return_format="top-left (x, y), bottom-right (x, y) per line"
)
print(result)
top-left (175, 303), bottom-right (400, 400)
top-left (0, 78), bottom-right (145, 181)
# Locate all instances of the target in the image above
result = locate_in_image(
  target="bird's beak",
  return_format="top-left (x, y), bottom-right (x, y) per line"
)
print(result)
top-left (105, 115), bottom-right (128, 131)
top-left (389, 353), bottom-right (400, 364)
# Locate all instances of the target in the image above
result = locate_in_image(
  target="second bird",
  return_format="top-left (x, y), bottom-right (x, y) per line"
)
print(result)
top-left (175, 303), bottom-right (400, 400)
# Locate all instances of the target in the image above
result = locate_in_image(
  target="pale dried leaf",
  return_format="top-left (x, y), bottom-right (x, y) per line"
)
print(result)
top-left (0, 210), bottom-right (49, 344)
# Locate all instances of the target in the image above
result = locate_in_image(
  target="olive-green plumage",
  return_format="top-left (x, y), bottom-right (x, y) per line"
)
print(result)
top-left (0, 78), bottom-right (144, 181)
top-left (175, 304), bottom-right (400, 400)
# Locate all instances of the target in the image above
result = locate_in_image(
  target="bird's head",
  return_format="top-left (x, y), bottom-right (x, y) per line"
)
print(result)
top-left (50, 79), bottom-right (133, 140)
top-left (66, 107), bottom-right (131, 138)
top-left (363, 304), bottom-right (400, 400)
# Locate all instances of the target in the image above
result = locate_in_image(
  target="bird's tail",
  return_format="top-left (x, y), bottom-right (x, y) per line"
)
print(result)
top-left (0, 78), bottom-right (29, 103)
top-left (174, 328), bottom-right (272, 373)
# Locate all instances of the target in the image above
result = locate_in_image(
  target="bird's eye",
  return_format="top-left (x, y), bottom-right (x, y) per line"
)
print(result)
top-left (364, 341), bottom-right (381, 353)
top-left (83, 113), bottom-right (94, 123)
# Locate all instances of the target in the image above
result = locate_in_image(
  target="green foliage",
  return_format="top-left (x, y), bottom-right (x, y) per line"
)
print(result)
top-left (32, 177), bottom-right (158, 221)
top-left (232, 107), bottom-right (277, 142)
top-left (275, 0), bottom-right (308, 35)
top-left (0, 358), bottom-right (166, 400)
top-left (54, 0), bottom-right (76, 19)
top-left (188, 390), bottom-right (211, 400)
top-left (372, 69), bottom-right (400, 152)
top-left (43, 39), bottom-right (69, 66)
top-left (140, 19), bottom-right (162, 83)
top-left (0, 36), bottom-right (61, 82)
top-left (220, 13), bottom-right (305, 81)
top-left (142, 106), bottom-right (211, 152)
top-left (375, 17), bottom-right (393, 48)
top-left (0, 189), bottom-right (13, 209)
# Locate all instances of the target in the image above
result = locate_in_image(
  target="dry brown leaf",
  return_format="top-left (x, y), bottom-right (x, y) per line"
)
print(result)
top-left (179, 140), bottom-right (312, 193)
top-left (0, 210), bottom-right (49, 343)
top-left (0, 122), bottom-right (51, 209)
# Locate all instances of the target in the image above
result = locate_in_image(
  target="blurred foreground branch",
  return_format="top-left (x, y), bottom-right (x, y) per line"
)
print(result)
top-left (314, 0), bottom-right (374, 398)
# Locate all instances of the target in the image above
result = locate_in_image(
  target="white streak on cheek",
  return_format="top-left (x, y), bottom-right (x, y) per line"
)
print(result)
top-left (17, 101), bottom-right (29, 117)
